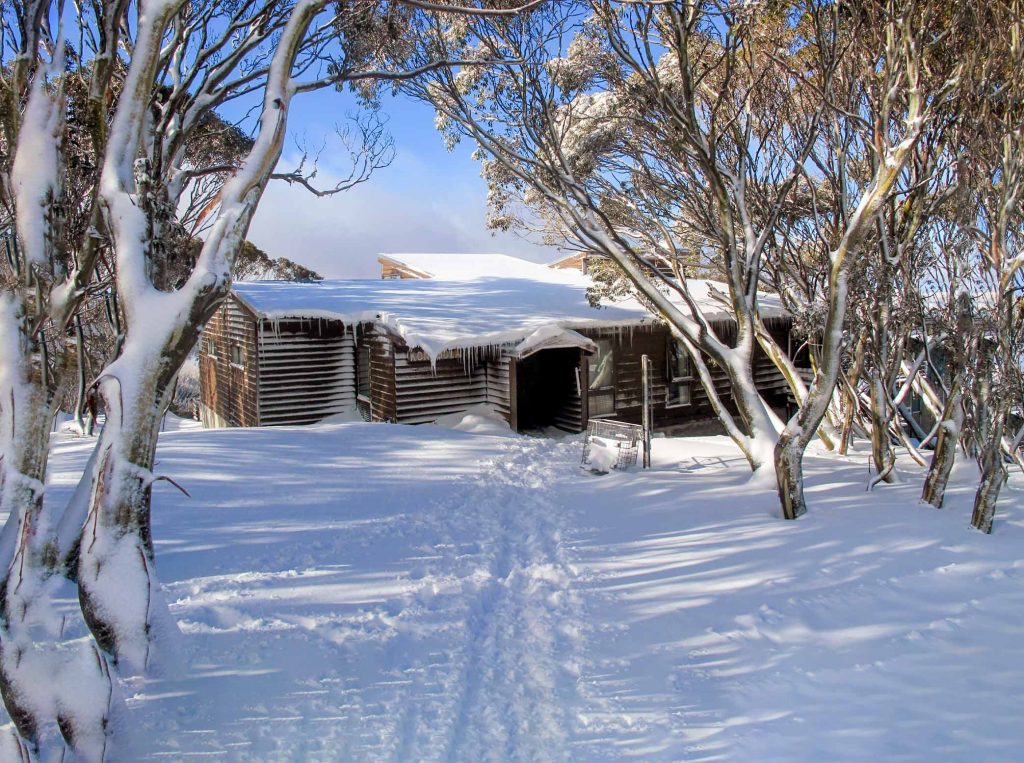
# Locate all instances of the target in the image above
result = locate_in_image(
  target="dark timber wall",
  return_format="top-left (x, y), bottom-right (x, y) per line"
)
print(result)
top-left (367, 328), bottom-right (397, 422)
top-left (578, 321), bottom-right (795, 430)
top-left (199, 296), bottom-right (260, 427)
top-left (485, 355), bottom-right (512, 423)
top-left (199, 292), bottom-right (801, 435)
top-left (393, 345), bottom-right (488, 424)
top-left (257, 318), bottom-right (355, 426)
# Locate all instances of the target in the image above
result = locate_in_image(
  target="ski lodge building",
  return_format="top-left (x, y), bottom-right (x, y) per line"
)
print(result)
top-left (198, 253), bottom-right (801, 433)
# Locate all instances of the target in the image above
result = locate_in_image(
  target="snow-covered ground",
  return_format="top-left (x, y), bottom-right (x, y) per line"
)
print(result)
top-left (6, 419), bottom-right (1024, 761)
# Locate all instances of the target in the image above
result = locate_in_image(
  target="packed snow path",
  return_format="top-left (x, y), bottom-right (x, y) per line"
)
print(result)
top-left (99, 424), bottom-right (584, 761)
top-left (6, 420), bottom-right (1024, 761)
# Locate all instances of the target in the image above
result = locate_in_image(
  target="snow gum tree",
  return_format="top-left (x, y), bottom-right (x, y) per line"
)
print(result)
top-left (919, 241), bottom-right (975, 509)
top-left (771, 0), bottom-right (973, 519)
top-left (413, 0), bottom-right (1013, 517)
top-left (0, 2), bottom-right (128, 753)
top-left (409, 1), bottom-right (849, 473)
top-left (854, 127), bottom-right (960, 488)
top-left (77, 0), bottom-right (328, 675)
top-left (962, 1), bottom-right (1024, 533)
top-left (0, 0), bottom-right (537, 756)
top-left (77, 0), bottom-right (538, 674)
top-left (759, 1), bottom-right (1016, 517)
top-left (915, 123), bottom-right (1008, 513)
top-left (73, 0), bottom-right (481, 676)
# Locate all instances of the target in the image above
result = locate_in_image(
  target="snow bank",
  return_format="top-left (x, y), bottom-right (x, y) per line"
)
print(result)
top-left (320, 408), bottom-right (368, 425)
top-left (432, 403), bottom-right (511, 435)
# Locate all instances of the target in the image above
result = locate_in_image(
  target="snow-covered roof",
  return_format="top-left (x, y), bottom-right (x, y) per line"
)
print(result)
top-left (233, 254), bottom-right (787, 360)
top-left (233, 276), bottom-right (654, 360)
top-left (513, 326), bottom-right (598, 359)
top-left (548, 251), bottom-right (586, 268)
top-left (378, 252), bottom-right (579, 282)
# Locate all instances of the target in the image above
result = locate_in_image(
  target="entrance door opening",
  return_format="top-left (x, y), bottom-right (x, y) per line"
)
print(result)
top-left (514, 348), bottom-right (584, 432)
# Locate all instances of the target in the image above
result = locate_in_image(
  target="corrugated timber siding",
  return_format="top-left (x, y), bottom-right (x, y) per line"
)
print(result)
top-left (485, 355), bottom-right (512, 424)
top-left (257, 320), bottom-right (355, 426)
top-left (394, 350), bottom-right (487, 424)
top-left (579, 320), bottom-right (796, 428)
top-left (552, 363), bottom-right (584, 432)
top-left (199, 296), bottom-right (259, 427)
top-left (368, 329), bottom-right (397, 422)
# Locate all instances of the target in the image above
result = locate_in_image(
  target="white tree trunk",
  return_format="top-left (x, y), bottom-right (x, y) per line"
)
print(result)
top-left (970, 416), bottom-right (1008, 534)
top-left (77, 0), bottom-right (322, 670)
top-left (0, 298), bottom-right (114, 759)
top-left (775, 120), bottom-right (927, 518)
top-left (869, 373), bottom-right (897, 485)
top-left (921, 389), bottom-right (963, 508)
top-left (754, 321), bottom-right (838, 451)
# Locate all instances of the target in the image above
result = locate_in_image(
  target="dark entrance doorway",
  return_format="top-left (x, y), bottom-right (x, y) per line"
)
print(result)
top-left (512, 347), bottom-right (584, 432)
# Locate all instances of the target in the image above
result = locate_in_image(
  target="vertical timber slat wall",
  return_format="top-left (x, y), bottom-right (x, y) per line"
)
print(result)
top-left (199, 296), bottom-right (260, 427)
top-left (368, 328), bottom-right (397, 422)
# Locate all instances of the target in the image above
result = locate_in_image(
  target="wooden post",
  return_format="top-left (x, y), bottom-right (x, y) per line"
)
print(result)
top-left (641, 354), bottom-right (652, 468)
top-left (509, 357), bottom-right (519, 433)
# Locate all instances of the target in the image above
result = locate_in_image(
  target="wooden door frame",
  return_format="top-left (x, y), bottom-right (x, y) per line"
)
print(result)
top-left (509, 357), bottom-right (519, 432)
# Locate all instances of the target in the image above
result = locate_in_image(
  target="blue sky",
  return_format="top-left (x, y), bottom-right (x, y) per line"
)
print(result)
top-left (247, 88), bottom-right (554, 278)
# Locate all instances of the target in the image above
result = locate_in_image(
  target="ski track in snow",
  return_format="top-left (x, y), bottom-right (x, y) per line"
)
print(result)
top-left (7, 424), bottom-right (1024, 761)
top-left (124, 429), bottom-right (584, 762)
top-left (308, 435), bottom-right (585, 762)
top-left (426, 439), bottom-right (582, 762)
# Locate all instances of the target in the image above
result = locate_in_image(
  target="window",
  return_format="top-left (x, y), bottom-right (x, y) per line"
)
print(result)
top-left (666, 339), bottom-right (693, 408)
top-left (588, 339), bottom-right (616, 417)
top-left (207, 338), bottom-right (218, 358)
top-left (230, 344), bottom-right (244, 366)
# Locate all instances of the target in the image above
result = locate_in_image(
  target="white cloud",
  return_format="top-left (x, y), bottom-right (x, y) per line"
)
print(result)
top-left (247, 153), bottom-right (556, 279)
